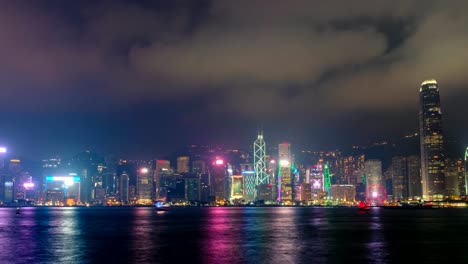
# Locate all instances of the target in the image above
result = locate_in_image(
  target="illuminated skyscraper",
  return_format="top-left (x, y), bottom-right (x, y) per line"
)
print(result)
top-left (391, 157), bottom-right (408, 201)
top-left (242, 169), bottom-right (256, 202)
top-left (323, 163), bottom-right (331, 197)
top-left (407, 155), bottom-right (422, 199)
top-left (364, 160), bottom-right (385, 203)
top-left (465, 147), bottom-right (468, 196)
top-left (445, 158), bottom-right (462, 198)
top-left (230, 175), bottom-right (244, 200)
top-left (154, 160), bottom-right (170, 199)
top-left (419, 79), bottom-right (445, 200)
top-left (177, 156), bottom-right (190, 173)
top-left (254, 130), bottom-right (269, 186)
top-left (120, 172), bottom-right (129, 203)
top-left (278, 143), bottom-right (292, 203)
top-left (136, 168), bottom-right (152, 204)
top-left (211, 158), bottom-right (227, 204)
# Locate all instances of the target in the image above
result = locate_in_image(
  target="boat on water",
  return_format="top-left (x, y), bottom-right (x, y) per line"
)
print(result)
top-left (358, 201), bottom-right (371, 211)
top-left (155, 202), bottom-right (170, 211)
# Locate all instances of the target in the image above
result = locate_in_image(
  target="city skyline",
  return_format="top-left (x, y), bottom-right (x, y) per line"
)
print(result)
top-left (1, 2), bottom-right (468, 263)
top-left (0, 1), bottom-right (468, 158)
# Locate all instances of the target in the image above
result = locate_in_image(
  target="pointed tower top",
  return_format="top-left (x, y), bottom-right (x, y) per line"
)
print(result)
top-left (257, 124), bottom-right (263, 138)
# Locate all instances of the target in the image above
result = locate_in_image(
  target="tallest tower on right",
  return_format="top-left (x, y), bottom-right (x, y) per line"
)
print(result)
top-left (419, 79), bottom-right (445, 200)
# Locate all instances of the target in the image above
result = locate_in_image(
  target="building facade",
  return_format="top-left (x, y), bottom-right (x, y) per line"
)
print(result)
top-left (392, 157), bottom-right (408, 201)
top-left (407, 155), bottom-right (422, 199)
top-left (177, 156), bottom-right (190, 174)
top-left (364, 160), bottom-right (385, 203)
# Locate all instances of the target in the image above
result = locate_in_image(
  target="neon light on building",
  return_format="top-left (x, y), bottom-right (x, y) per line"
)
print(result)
top-left (366, 184), bottom-right (386, 204)
top-left (254, 129), bottom-right (269, 193)
top-left (242, 170), bottom-right (256, 201)
top-left (23, 183), bottom-right (35, 189)
top-left (45, 175), bottom-right (81, 204)
top-left (46, 176), bottom-right (81, 186)
top-left (323, 163), bottom-right (331, 198)
top-left (231, 175), bottom-right (244, 199)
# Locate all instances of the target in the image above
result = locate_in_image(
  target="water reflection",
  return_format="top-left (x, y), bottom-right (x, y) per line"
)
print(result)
top-left (130, 207), bottom-right (159, 263)
top-left (201, 207), bottom-right (303, 264)
top-left (45, 208), bottom-right (84, 263)
top-left (202, 207), bottom-right (244, 263)
top-left (366, 208), bottom-right (389, 263)
top-left (0, 207), bottom-right (465, 263)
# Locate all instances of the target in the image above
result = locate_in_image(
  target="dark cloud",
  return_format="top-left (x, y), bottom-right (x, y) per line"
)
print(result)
top-left (0, 0), bottom-right (467, 157)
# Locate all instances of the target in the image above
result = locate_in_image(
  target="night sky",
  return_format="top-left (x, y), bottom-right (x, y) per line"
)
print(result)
top-left (1, 0), bottom-right (467, 159)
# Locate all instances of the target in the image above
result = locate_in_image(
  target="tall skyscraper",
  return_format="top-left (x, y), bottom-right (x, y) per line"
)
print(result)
top-left (419, 79), bottom-right (445, 200)
top-left (254, 130), bottom-right (269, 186)
top-left (154, 160), bottom-right (170, 199)
top-left (444, 158), bottom-right (462, 197)
top-left (136, 168), bottom-right (152, 204)
top-left (211, 158), bottom-right (227, 204)
top-left (177, 156), bottom-right (190, 173)
top-left (464, 147), bottom-right (468, 196)
top-left (278, 143), bottom-right (292, 203)
top-left (391, 157), bottom-right (408, 201)
top-left (242, 169), bottom-right (256, 202)
top-left (120, 172), bottom-right (129, 203)
top-left (407, 155), bottom-right (422, 199)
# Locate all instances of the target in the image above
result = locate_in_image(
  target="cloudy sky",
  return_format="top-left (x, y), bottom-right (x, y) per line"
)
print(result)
top-left (0, 0), bottom-right (467, 158)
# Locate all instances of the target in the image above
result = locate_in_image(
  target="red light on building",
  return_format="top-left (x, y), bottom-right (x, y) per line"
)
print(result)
top-left (215, 159), bottom-right (224, 165)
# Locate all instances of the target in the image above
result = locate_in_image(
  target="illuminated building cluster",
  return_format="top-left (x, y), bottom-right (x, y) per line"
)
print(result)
top-left (0, 79), bottom-right (466, 207)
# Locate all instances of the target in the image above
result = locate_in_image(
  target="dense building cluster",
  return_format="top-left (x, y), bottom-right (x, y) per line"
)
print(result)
top-left (0, 79), bottom-right (467, 206)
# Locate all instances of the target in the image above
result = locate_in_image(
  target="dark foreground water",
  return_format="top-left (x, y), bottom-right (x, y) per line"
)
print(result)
top-left (0, 207), bottom-right (467, 264)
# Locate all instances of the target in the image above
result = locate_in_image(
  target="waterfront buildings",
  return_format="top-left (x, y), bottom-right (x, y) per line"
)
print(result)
top-left (330, 184), bottom-right (356, 203)
top-left (120, 172), bottom-right (129, 203)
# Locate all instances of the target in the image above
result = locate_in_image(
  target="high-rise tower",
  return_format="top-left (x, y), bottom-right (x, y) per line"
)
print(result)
top-left (254, 130), bottom-right (269, 187)
top-left (278, 143), bottom-right (292, 203)
top-left (465, 147), bottom-right (468, 196)
top-left (419, 79), bottom-right (445, 200)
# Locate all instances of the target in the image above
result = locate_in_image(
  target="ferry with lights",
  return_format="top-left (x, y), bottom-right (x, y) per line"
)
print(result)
top-left (155, 201), bottom-right (171, 211)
